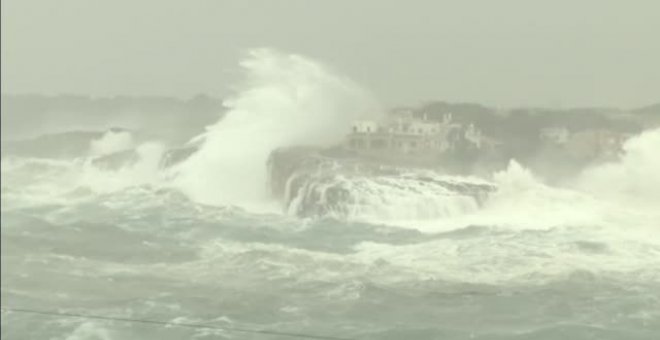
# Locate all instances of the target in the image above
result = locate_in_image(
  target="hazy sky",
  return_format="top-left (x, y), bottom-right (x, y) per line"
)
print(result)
top-left (2, 0), bottom-right (659, 108)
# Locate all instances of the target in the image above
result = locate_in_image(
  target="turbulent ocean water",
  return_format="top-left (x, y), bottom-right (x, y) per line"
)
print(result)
top-left (2, 50), bottom-right (660, 340)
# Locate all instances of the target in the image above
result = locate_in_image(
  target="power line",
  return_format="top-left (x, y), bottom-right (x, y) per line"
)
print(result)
top-left (0, 306), bottom-right (354, 340)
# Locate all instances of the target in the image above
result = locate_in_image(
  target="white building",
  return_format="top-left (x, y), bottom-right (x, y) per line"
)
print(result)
top-left (346, 111), bottom-right (460, 154)
top-left (351, 120), bottom-right (379, 134)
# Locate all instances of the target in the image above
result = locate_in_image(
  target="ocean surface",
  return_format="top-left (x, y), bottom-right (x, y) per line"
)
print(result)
top-left (2, 50), bottom-right (660, 339)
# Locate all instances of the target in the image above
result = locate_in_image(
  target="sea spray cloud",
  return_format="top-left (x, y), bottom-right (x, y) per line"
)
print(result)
top-left (173, 49), bottom-right (380, 208)
top-left (89, 130), bottom-right (135, 156)
top-left (478, 160), bottom-right (605, 230)
top-left (576, 128), bottom-right (660, 208)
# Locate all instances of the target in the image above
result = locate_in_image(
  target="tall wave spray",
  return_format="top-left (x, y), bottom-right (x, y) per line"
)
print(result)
top-left (576, 128), bottom-right (660, 209)
top-left (469, 129), bottom-right (660, 232)
top-left (173, 49), bottom-right (379, 208)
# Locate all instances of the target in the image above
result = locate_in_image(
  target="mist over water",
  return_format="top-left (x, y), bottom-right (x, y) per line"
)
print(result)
top-left (2, 49), bottom-right (660, 339)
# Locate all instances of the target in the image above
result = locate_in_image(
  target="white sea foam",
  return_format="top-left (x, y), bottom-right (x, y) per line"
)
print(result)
top-left (64, 322), bottom-right (113, 340)
top-left (81, 142), bottom-right (166, 193)
top-left (89, 130), bottom-right (135, 156)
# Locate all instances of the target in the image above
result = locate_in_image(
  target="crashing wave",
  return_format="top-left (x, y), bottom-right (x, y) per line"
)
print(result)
top-left (268, 147), bottom-right (496, 220)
